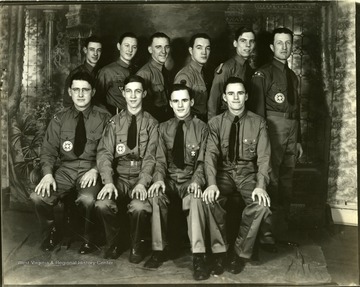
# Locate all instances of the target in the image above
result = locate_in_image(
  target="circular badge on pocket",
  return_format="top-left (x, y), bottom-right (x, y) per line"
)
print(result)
top-left (274, 93), bottom-right (285, 103)
top-left (62, 141), bottom-right (73, 152)
top-left (116, 143), bottom-right (126, 155)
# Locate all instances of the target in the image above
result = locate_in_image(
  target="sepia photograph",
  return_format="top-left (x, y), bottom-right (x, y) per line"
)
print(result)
top-left (1, 0), bottom-right (358, 285)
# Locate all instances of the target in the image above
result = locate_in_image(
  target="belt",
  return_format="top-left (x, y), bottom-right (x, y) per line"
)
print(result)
top-left (117, 160), bottom-right (141, 167)
top-left (267, 110), bottom-right (297, 120)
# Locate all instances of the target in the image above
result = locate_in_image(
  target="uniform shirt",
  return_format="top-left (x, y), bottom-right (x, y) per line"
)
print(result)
top-left (205, 110), bottom-right (271, 190)
top-left (97, 109), bottom-right (158, 187)
top-left (63, 62), bottom-right (96, 108)
top-left (136, 59), bottom-right (169, 109)
top-left (174, 60), bottom-right (208, 117)
top-left (208, 54), bottom-right (253, 120)
top-left (95, 58), bottom-right (131, 111)
top-left (153, 115), bottom-right (208, 186)
top-left (249, 58), bottom-right (301, 141)
top-left (41, 105), bottom-right (111, 175)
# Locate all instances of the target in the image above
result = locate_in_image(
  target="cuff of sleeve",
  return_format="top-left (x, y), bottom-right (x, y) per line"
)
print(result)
top-left (42, 167), bottom-right (53, 176)
top-left (101, 174), bottom-right (113, 185)
top-left (153, 173), bottom-right (164, 183)
top-left (256, 179), bottom-right (266, 190)
top-left (208, 177), bottom-right (217, 186)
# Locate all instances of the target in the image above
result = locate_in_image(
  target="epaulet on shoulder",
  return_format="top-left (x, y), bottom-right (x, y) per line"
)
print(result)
top-left (247, 110), bottom-right (265, 121)
top-left (93, 105), bottom-right (111, 115)
top-left (252, 71), bottom-right (265, 78)
top-left (216, 63), bottom-right (224, 74)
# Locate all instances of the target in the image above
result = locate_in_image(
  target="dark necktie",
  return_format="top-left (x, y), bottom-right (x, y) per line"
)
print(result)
top-left (127, 115), bottom-right (137, 150)
top-left (74, 112), bottom-right (87, 157)
top-left (285, 63), bottom-right (295, 105)
top-left (172, 120), bottom-right (185, 169)
top-left (162, 66), bottom-right (170, 96)
top-left (228, 116), bottom-right (239, 162)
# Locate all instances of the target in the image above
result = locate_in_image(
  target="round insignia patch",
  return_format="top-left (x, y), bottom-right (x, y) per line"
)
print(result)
top-left (63, 141), bottom-right (73, 152)
top-left (274, 93), bottom-right (285, 103)
top-left (191, 150), bottom-right (196, 157)
top-left (116, 143), bottom-right (126, 155)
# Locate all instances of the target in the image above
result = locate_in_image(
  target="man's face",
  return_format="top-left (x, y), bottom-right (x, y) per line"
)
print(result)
top-left (189, 37), bottom-right (211, 66)
top-left (222, 82), bottom-right (248, 114)
top-left (270, 33), bottom-right (292, 62)
top-left (233, 32), bottom-right (255, 59)
top-left (83, 42), bottom-right (102, 66)
top-left (68, 80), bottom-right (94, 111)
top-left (117, 37), bottom-right (138, 64)
top-left (148, 37), bottom-right (170, 64)
top-left (169, 89), bottom-right (194, 120)
top-left (122, 81), bottom-right (146, 110)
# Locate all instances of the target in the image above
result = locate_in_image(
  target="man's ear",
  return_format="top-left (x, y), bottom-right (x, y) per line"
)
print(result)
top-left (148, 46), bottom-right (152, 54)
top-left (142, 90), bottom-right (147, 99)
top-left (91, 88), bottom-right (96, 98)
top-left (169, 100), bottom-right (173, 109)
top-left (189, 47), bottom-right (193, 57)
top-left (270, 44), bottom-right (274, 53)
top-left (233, 40), bottom-right (238, 48)
top-left (83, 47), bottom-right (88, 54)
top-left (68, 87), bottom-right (72, 97)
top-left (117, 43), bottom-right (121, 51)
top-left (245, 92), bottom-right (248, 101)
top-left (190, 98), bottom-right (194, 107)
top-left (222, 93), bottom-right (227, 103)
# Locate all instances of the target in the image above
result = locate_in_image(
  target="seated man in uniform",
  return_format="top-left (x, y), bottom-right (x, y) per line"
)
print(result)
top-left (203, 76), bottom-right (274, 274)
top-left (95, 75), bottom-right (158, 262)
top-left (31, 71), bottom-right (111, 254)
top-left (143, 84), bottom-right (212, 280)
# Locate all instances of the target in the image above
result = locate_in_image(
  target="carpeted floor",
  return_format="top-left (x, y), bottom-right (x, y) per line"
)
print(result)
top-left (2, 209), bottom-right (334, 285)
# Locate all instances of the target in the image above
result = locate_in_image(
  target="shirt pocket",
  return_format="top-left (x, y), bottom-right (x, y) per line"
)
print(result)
top-left (269, 82), bottom-right (287, 105)
top-left (138, 129), bottom-right (149, 158)
top-left (243, 138), bottom-right (257, 159)
top-left (192, 84), bottom-right (208, 107)
top-left (114, 133), bottom-right (130, 158)
top-left (85, 131), bottom-right (102, 157)
top-left (220, 139), bottom-right (229, 160)
top-left (151, 83), bottom-right (167, 107)
top-left (185, 143), bottom-right (200, 165)
top-left (60, 130), bottom-right (75, 156)
top-left (108, 77), bottom-right (124, 96)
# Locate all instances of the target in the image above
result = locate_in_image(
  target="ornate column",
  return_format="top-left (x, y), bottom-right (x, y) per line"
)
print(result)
top-left (44, 10), bottom-right (56, 84)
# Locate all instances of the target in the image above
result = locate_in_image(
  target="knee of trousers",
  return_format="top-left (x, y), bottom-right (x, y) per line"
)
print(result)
top-left (128, 199), bottom-right (152, 214)
top-left (189, 194), bottom-right (204, 210)
top-left (95, 199), bottom-right (117, 214)
top-left (248, 202), bottom-right (271, 217)
top-left (76, 194), bottom-right (96, 209)
top-left (30, 192), bottom-right (55, 206)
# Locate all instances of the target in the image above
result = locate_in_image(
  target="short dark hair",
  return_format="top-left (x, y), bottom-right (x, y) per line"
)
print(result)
top-left (170, 83), bottom-right (193, 100)
top-left (123, 74), bottom-right (146, 90)
top-left (189, 33), bottom-right (211, 48)
top-left (149, 32), bottom-right (170, 46)
top-left (223, 77), bottom-right (247, 94)
top-left (272, 27), bottom-right (294, 43)
top-left (234, 27), bottom-right (255, 41)
top-left (84, 35), bottom-right (102, 48)
top-left (70, 71), bottom-right (95, 88)
top-left (118, 32), bottom-right (138, 45)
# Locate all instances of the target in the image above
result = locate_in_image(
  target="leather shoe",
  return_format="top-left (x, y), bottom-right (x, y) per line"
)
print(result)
top-left (129, 244), bottom-right (146, 264)
top-left (211, 252), bottom-right (226, 275)
top-left (78, 242), bottom-right (96, 254)
top-left (104, 245), bottom-right (122, 259)
top-left (40, 227), bottom-right (59, 251)
top-left (193, 253), bottom-right (210, 281)
top-left (260, 243), bottom-right (278, 253)
top-left (144, 250), bottom-right (168, 269)
top-left (226, 253), bottom-right (245, 274)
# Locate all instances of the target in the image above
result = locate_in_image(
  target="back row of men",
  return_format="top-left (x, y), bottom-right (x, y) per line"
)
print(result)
top-left (32, 26), bottom-right (303, 281)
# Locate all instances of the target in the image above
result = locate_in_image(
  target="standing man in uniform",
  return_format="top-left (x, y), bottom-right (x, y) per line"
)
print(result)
top-left (95, 75), bottom-right (158, 262)
top-left (31, 71), bottom-right (111, 254)
top-left (174, 33), bottom-right (211, 122)
top-left (249, 27), bottom-right (303, 235)
top-left (142, 84), bottom-right (214, 281)
top-left (63, 35), bottom-right (102, 108)
top-left (203, 77), bottom-right (273, 274)
top-left (207, 27), bottom-right (255, 120)
top-left (95, 32), bottom-right (138, 115)
top-left (137, 32), bottom-right (173, 123)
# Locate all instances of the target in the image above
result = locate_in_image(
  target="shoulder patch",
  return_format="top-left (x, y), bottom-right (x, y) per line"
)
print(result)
top-left (253, 71), bottom-right (265, 78)
top-left (216, 63), bottom-right (224, 74)
top-left (107, 119), bottom-right (115, 125)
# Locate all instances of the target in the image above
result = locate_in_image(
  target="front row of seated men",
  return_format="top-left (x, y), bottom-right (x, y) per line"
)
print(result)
top-left (31, 71), bottom-right (274, 281)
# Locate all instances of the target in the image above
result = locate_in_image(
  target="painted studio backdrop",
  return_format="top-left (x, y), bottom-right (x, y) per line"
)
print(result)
top-left (0, 2), bottom-right (357, 225)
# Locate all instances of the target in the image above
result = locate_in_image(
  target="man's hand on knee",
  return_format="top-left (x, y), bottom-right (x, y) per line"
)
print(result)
top-left (97, 183), bottom-right (118, 200)
top-left (187, 182), bottom-right (202, 198)
top-left (80, 168), bottom-right (98, 188)
top-left (202, 185), bottom-right (220, 204)
top-left (35, 174), bottom-right (56, 198)
top-left (147, 181), bottom-right (165, 198)
top-left (131, 184), bottom-right (147, 201)
top-left (252, 187), bottom-right (271, 207)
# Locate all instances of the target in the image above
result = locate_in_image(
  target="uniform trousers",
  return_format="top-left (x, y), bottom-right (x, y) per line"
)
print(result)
top-left (208, 169), bottom-right (273, 259)
top-left (266, 115), bottom-right (298, 218)
top-left (30, 161), bottom-right (101, 242)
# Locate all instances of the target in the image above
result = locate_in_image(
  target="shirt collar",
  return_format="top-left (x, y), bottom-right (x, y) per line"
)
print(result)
top-left (225, 109), bottom-right (247, 122)
top-left (125, 108), bottom-right (143, 120)
top-left (272, 58), bottom-right (287, 72)
top-left (73, 105), bottom-right (93, 119)
top-left (190, 59), bottom-right (203, 73)
top-left (150, 58), bottom-right (164, 71)
top-left (117, 58), bottom-right (130, 69)
top-left (174, 114), bottom-right (193, 127)
top-left (83, 61), bottom-right (94, 73)
top-left (234, 54), bottom-right (246, 66)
